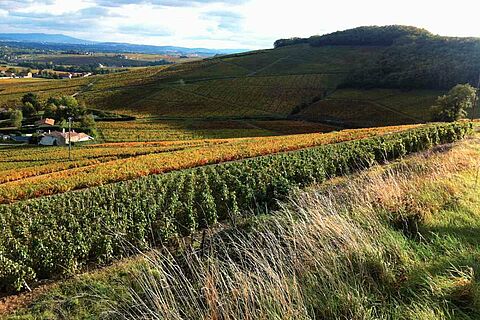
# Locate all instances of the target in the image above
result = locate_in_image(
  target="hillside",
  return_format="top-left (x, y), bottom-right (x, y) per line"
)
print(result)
top-left (1, 24), bottom-right (480, 319)
top-left (1, 25), bottom-right (478, 127)
top-left (2, 125), bottom-right (479, 319)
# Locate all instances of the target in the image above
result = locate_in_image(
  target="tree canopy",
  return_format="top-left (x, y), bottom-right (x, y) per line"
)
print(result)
top-left (9, 109), bottom-right (23, 129)
top-left (274, 25), bottom-right (433, 48)
top-left (21, 93), bottom-right (41, 111)
top-left (432, 84), bottom-right (477, 122)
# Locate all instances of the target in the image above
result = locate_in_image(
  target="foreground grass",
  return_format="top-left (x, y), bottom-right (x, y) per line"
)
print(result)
top-left (3, 136), bottom-right (480, 319)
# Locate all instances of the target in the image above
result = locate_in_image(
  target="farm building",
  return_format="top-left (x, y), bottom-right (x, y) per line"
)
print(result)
top-left (18, 72), bottom-right (32, 78)
top-left (39, 130), bottom-right (94, 146)
top-left (2, 71), bottom-right (15, 78)
top-left (35, 118), bottom-right (55, 127)
top-left (59, 73), bottom-right (73, 79)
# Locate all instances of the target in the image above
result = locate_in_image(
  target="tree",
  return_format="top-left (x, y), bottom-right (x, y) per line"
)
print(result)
top-left (80, 114), bottom-right (97, 137)
top-left (21, 93), bottom-right (41, 111)
top-left (48, 96), bottom-right (86, 121)
top-left (9, 109), bottom-right (23, 129)
top-left (21, 102), bottom-right (36, 118)
top-left (80, 114), bottom-right (96, 129)
top-left (44, 103), bottom-right (58, 119)
top-left (59, 96), bottom-right (79, 108)
top-left (433, 84), bottom-right (477, 122)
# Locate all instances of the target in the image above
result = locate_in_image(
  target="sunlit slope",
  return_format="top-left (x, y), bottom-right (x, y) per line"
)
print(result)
top-left (0, 43), bottom-right (444, 123)
top-left (74, 45), bottom-right (384, 118)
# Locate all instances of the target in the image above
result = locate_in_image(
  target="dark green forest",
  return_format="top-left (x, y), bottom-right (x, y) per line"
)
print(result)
top-left (274, 25), bottom-right (480, 90)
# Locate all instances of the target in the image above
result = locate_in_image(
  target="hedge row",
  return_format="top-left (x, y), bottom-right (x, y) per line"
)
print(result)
top-left (0, 122), bottom-right (472, 291)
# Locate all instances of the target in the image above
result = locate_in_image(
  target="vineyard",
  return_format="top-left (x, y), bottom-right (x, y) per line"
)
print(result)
top-left (0, 77), bottom-right (89, 106)
top-left (97, 119), bottom-right (336, 142)
top-left (82, 73), bottom-right (338, 118)
top-left (0, 125), bottom-right (415, 203)
top-left (299, 88), bottom-right (441, 127)
top-left (0, 44), bottom-right (445, 123)
top-left (0, 122), bottom-right (471, 292)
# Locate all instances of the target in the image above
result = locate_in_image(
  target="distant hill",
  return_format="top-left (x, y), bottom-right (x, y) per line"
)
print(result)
top-left (274, 25), bottom-right (480, 90)
top-left (1, 25), bottom-right (478, 127)
top-left (0, 33), bottom-right (247, 56)
top-left (274, 25), bottom-right (434, 48)
top-left (0, 33), bottom-right (95, 44)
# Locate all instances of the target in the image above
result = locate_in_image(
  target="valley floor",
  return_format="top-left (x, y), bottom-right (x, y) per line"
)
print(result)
top-left (2, 132), bottom-right (480, 319)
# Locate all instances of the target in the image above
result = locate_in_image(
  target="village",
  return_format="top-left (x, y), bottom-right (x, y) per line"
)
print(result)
top-left (0, 93), bottom-right (96, 146)
top-left (1, 118), bottom-right (94, 146)
top-left (0, 69), bottom-right (92, 80)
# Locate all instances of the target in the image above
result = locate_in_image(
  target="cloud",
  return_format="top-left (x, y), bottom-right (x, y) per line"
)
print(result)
top-left (0, 0), bottom-right (479, 49)
top-left (203, 10), bottom-right (243, 32)
top-left (95, 0), bottom-right (248, 7)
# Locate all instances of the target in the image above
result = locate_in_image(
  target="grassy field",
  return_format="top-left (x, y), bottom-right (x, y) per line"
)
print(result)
top-left (0, 124), bottom-right (416, 203)
top-left (3, 126), bottom-right (478, 319)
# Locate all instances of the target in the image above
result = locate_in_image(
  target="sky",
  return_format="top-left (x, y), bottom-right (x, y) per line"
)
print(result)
top-left (0, 0), bottom-right (480, 49)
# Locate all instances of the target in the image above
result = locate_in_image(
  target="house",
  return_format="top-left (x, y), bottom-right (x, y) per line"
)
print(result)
top-left (59, 73), bottom-right (73, 79)
top-left (35, 118), bottom-right (55, 127)
top-left (39, 130), bottom-right (94, 146)
top-left (18, 72), bottom-right (32, 79)
top-left (3, 71), bottom-right (14, 78)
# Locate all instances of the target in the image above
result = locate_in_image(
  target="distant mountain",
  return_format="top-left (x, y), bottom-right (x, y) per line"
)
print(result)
top-left (0, 33), bottom-right (246, 56)
top-left (0, 33), bottom-right (95, 44)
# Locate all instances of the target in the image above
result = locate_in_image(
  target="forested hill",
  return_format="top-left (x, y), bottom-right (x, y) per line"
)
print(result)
top-left (275, 25), bottom-right (480, 90)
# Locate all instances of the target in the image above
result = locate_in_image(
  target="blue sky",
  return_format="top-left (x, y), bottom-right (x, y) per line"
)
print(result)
top-left (0, 0), bottom-right (479, 49)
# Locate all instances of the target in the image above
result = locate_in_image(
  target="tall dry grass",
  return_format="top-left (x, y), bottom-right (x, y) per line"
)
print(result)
top-left (109, 138), bottom-right (480, 320)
